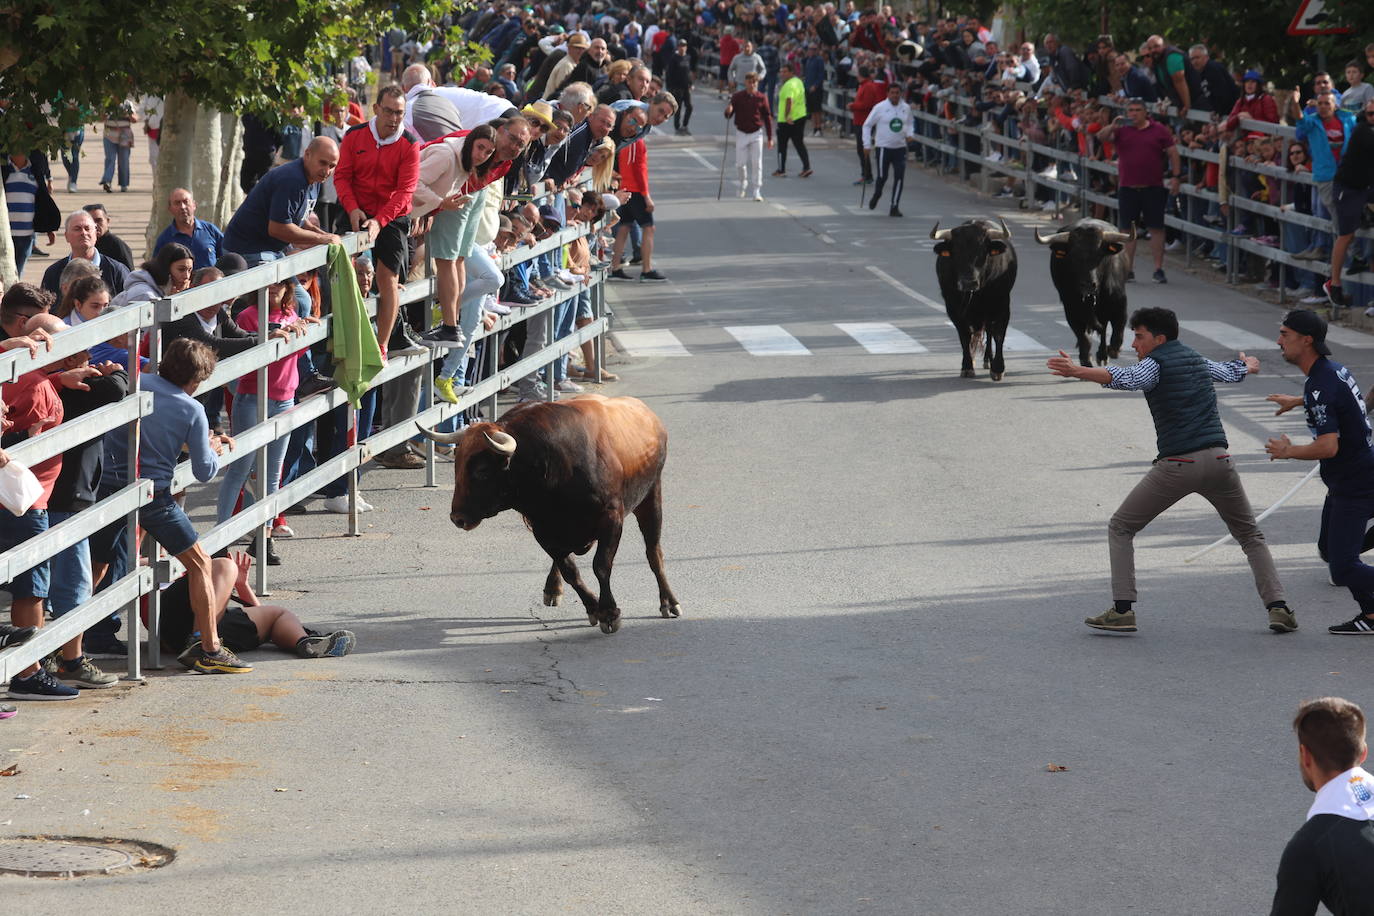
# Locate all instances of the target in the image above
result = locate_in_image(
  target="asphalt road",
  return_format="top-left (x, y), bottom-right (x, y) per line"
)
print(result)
top-left (4, 91), bottom-right (1371, 914)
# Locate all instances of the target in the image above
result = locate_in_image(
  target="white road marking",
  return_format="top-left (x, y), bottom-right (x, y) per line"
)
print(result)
top-left (613, 329), bottom-right (692, 357)
top-left (677, 149), bottom-right (719, 172)
top-left (866, 265), bottom-right (945, 312)
top-left (1324, 325), bottom-right (1374, 349)
top-left (818, 233), bottom-right (836, 244)
top-left (725, 325), bottom-right (812, 355)
top-left (1182, 320), bottom-right (1273, 353)
top-left (1002, 327), bottom-right (1050, 351)
top-left (836, 322), bottom-right (929, 354)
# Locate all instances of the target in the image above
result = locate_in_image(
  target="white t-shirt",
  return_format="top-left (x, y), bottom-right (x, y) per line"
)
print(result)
top-left (404, 84), bottom-right (513, 134)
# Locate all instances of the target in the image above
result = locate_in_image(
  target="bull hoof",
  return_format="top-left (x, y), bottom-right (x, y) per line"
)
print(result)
top-left (960, 369), bottom-right (977, 379)
top-left (660, 602), bottom-right (682, 619)
top-left (599, 615), bottom-right (622, 635)
top-left (990, 371), bottom-right (1004, 381)
top-left (544, 592), bottom-right (561, 607)
top-left (587, 613), bottom-right (598, 626)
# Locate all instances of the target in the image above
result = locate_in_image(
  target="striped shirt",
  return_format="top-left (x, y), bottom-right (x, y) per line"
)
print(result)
top-left (4, 164), bottom-right (36, 237)
top-left (1105, 357), bottom-right (1247, 392)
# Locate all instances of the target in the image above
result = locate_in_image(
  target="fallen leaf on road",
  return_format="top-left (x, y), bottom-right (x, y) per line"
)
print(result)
top-left (274, 788), bottom-right (288, 792)
top-left (0, 765), bottom-right (19, 777)
top-left (419, 507), bottom-right (431, 511)
top-left (1046, 764), bottom-right (1070, 772)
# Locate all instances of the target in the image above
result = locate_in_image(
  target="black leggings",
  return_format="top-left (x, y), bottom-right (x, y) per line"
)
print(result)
top-left (671, 89), bottom-right (693, 129)
top-left (777, 121), bottom-right (810, 171)
top-left (873, 147), bottom-right (906, 208)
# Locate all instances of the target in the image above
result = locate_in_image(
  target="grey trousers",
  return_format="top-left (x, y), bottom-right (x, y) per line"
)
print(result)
top-left (1108, 447), bottom-right (1285, 605)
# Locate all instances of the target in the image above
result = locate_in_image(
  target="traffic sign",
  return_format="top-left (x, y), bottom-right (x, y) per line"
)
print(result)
top-left (1287, 0), bottom-right (1352, 36)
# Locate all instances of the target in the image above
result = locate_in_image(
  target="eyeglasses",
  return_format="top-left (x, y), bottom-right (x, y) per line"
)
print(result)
top-left (379, 105), bottom-right (405, 116)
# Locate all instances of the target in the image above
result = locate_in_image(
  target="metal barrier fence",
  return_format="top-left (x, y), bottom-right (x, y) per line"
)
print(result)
top-left (815, 74), bottom-right (1373, 309)
top-left (0, 210), bottom-right (610, 683)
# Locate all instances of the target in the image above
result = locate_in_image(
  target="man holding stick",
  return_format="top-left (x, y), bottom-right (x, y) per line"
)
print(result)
top-left (1048, 306), bottom-right (1294, 634)
top-left (1266, 309), bottom-right (1374, 635)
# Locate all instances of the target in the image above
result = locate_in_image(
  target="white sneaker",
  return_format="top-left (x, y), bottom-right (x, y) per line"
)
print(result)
top-left (1164, 240), bottom-right (1182, 252)
top-left (271, 523), bottom-right (295, 539)
top-left (66, 180), bottom-right (77, 193)
top-left (323, 495), bottom-right (374, 514)
top-left (752, 193), bottom-right (763, 201)
top-left (485, 301), bottom-right (511, 315)
top-left (1037, 165), bottom-right (1058, 180)
top-left (1040, 199), bottom-right (1058, 211)
top-left (555, 269), bottom-right (577, 284)
top-left (1300, 293), bottom-right (1327, 305)
top-left (556, 379), bottom-right (583, 393)
top-left (738, 188), bottom-right (746, 198)
top-left (987, 151), bottom-right (1003, 162)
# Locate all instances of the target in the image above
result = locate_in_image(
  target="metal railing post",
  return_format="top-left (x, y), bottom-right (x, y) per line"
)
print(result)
top-left (254, 284), bottom-right (270, 596)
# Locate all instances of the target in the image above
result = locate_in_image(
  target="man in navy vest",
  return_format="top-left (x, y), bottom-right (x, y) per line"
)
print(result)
top-left (1266, 309), bottom-right (1374, 635)
top-left (1048, 307), bottom-right (1294, 634)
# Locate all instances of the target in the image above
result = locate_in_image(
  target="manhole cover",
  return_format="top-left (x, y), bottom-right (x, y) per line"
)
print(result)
top-left (0, 836), bottom-right (174, 877)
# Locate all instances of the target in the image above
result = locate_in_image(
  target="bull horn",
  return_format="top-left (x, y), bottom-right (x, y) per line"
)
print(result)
top-left (414, 422), bottom-right (466, 445)
top-left (929, 222), bottom-right (952, 241)
top-left (1103, 227), bottom-right (1135, 244)
top-left (1034, 227), bottom-right (1069, 245)
top-left (992, 217), bottom-right (1012, 240)
top-left (484, 431), bottom-right (517, 456)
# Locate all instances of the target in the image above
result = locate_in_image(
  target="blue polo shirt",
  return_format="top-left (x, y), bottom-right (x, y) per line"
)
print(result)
top-left (1304, 357), bottom-right (1374, 496)
top-left (222, 159), bottom-right (318, 258)
top-left (154, 218), bottom-right (224, 270)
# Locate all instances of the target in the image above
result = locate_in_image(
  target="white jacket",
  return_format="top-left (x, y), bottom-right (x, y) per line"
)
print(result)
top-left (410, 134), bottom-right (480, 220)
top-left (862, 99), bottom-right (915, 150)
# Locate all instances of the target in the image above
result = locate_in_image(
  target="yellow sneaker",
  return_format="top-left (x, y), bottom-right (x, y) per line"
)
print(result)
top-left (435, 377), bottom-right (459, 404)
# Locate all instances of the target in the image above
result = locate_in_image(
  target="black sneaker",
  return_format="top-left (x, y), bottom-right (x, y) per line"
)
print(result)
top-left (295, 372), bottom-right (337, 399)
top-left (1329, 615), bottom-right (1374, 635)
top-left (7, 669), bottom-right (79, 700)
top-left (1325, 280), bottom-right (1349, 306)
top-left (1152, 269), bottom-right (1167, 284)
top-left (419, 325), bottom-right (467, 349)
top-left (83, 632), bottom-right (128, 658)
top-left (630, 254), bottom-right (642, 265)
top-left (0, 624), bottom-right (36, 649)
top-left (609, 269), bottom-right (633, 281)
top-left (247, 537), bottom-right (281, 566)
top-left (868, 193), bottom-right (879, 211)
top-left (1126, 270), bottom-right (1135, 282)
top-left (1346, 258), bottom-right (1369, 277)
top-left (178, 643), bottom-right (253, 674)
top-left (889, 207), bottom-right (903, 218)
top-left (639, 270), bottom-right (667, 282)
top-left (296, 630), bottom-right (357, 658)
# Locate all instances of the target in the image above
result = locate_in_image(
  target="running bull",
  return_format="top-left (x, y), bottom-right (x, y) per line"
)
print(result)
top-left (417, 395), bottom-right (681, 634)
top-left (1036, 219), bottom-right (1133, 367)
top-left (930, 218), bottom-right (1017, 380)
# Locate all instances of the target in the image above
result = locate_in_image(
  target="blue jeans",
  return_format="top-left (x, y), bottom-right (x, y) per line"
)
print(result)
top-left (11, 235), bottom-right (34, 274)
top-left (101, 138), bottom-right (131, 189)
top-left (216, 393), bottom-right (293, 524)
top-left (0, 508), bottom-right (49, 598)
top-left (46, 511), bottom-right (92, 617)
top-left (320, 388), bottom-right (377, 498)
top-left (61, 128), bottom-right (84, 183)
top-left (439, 245), bottom-right (501, 381)
top-left (552, 296), bottom-right (577, 383)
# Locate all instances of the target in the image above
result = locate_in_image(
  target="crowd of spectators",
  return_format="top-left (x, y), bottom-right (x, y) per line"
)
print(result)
top-left (0, 1), bottom-right (697, 710)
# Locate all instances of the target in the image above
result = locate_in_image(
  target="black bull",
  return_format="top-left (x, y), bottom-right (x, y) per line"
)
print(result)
top-left (931, 218), bottom-right (1017, 381)
top-left (1036, 219), bottom-right (1133, 367)
top-left (417, 395), bottom-right (681, 635)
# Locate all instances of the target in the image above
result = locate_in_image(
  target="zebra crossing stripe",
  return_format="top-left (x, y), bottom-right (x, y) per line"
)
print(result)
top-left (613, 329), bottom-right (692, 357)
top-left (836, 322), bottom-right (929, 354)
top-left (1324, 325), bottom-right (1374, 349)
top-left (1002, 328), bottom-right (1050, 352)
top-left (1181, 320), bottom-right (1273, 353)
top-left (725, 325), bottom-right (812, 355)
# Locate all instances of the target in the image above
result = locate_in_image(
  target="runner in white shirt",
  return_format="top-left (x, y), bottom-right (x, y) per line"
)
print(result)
top-left (862, 83), bottom-right (915, 217)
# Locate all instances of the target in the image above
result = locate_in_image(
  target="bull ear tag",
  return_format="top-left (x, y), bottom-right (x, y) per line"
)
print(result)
top-left (1103, 243), bottom-right (1123, 255)
top-left (1053, 249), bottom-right (1067, 258)
top-left (934, 242), bottom-right (950, 256)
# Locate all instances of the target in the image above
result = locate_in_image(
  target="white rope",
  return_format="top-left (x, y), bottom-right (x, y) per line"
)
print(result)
top-left (1184, 464), bottom-right (1320, 563)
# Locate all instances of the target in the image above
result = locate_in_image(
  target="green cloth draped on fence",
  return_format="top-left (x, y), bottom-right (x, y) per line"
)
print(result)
top-left (325, 243), bottom-right (383, 407)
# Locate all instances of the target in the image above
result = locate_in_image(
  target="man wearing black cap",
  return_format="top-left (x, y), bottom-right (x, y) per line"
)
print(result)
top-left (1266, 309), bottom-right (1374, 634)
top-left (1048, 306), bottom-right (1294, 634)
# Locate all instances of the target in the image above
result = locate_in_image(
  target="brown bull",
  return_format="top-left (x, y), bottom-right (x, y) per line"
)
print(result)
top-left (417, 394), bottom-right (681, 634)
